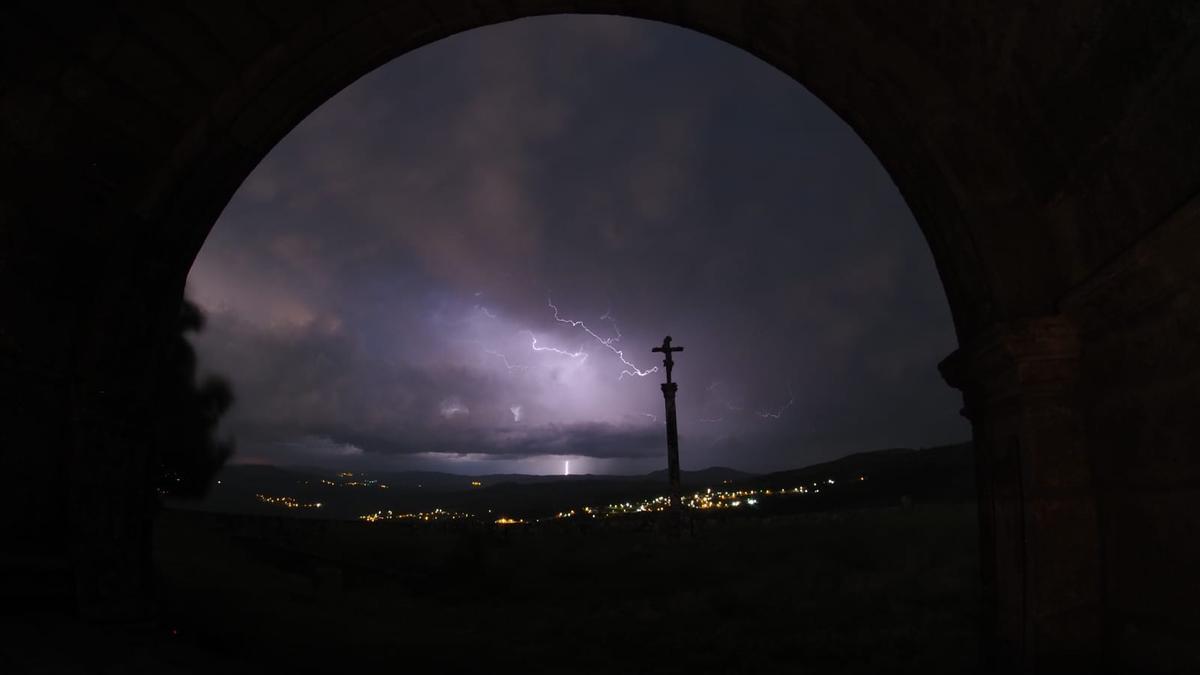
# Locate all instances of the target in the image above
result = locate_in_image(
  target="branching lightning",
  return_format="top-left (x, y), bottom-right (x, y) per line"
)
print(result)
top-left (466, 295), bottom-right (653, 383)
top-left (706, 381), bottom-right (743, 413)
top-left (524, 330), bottom-right (588, 362)
top-left (757, 384), bottom-right (796, 419)
top-left (707, 380), bottom-right (792, 421)
top-left (548, 299), bottom-right (657, 379)
top-left (484, 349), bottom-right (527, 372)
top-left (599, 307), bottom-right (622, 343)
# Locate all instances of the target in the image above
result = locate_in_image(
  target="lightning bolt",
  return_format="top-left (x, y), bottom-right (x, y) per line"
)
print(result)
top-left (757, 384), bottom-right (796, 419)
top-left (599, 307), bottom-right (622, 342)
top-left (638, 412), bottom-right (658, 423)
top-left (525, 330), bottom-right (588, 361)
top-left (483, 349), bottom-right (527, 372)
top-left (706, 381), bottom-right (744, 413)
top-left (547, 299), bottom-right (657, 379)
top-left (477, 306), bottom-right (498, 319)
top-left (459, 338), bottom-right (526, 373)
top-left (706, 379), bottom-right (791, 420)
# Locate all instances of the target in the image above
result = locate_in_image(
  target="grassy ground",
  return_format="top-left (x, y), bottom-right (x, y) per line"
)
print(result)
top-left (151, 502), bottom-right (980, 674)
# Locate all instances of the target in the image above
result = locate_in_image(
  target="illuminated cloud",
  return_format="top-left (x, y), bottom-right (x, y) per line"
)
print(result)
top-left (440, 397), bottom-right (470, 419)
top-left (187, 15), bottom-right (967, 473)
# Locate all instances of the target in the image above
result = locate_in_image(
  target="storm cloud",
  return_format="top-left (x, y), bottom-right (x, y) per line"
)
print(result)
top-left (187, 15), bottom-right (968, 474)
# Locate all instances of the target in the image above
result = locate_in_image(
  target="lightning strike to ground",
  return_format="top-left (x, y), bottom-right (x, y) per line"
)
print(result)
top-left (548, 299), bottom-right (657, 379)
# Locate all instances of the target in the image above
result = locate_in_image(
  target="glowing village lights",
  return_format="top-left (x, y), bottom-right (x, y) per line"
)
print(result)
top-left (256, 494), bottom-right (323, 509)
top-left (359, 507), bottom-right (472, 523)
top-left (357, 475), bottom-right (865, 525)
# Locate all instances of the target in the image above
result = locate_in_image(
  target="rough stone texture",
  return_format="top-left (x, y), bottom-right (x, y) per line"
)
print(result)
top-left (2, 1), bottom-right (1199, 672)
top-left (1059, 192), bottom-right (1200, 674)
top-left (941, 316), bottom-right (1102, 673)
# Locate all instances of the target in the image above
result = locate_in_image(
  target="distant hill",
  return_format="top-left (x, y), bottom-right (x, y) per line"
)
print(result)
top-left (644, 466), bottom-right (752, 485)
top-left (174, 443), bottom-right (973, 520)
top-left (735, 442), bottom-right (976, 515)
top-left (188, 463), bottom-right (756, 520)
top-left (750, 443), bottom-right (973, 494)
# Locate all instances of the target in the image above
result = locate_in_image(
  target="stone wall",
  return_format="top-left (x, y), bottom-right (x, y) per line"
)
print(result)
top-left (1062, 193), bottom-right (1200, 673)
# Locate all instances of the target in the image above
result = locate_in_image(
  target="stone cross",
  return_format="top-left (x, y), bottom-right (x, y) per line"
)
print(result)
top-left (652, 335), bottom-right (684, 383)
top-left (652, 336), bottom-right (684, 514)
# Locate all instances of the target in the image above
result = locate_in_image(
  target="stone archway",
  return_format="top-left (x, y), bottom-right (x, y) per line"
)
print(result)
top-left (2, 2), bottom-right (1199, 672)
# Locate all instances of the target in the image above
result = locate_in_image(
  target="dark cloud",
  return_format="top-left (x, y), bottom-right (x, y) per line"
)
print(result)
top-left (321, 423), bottom-right (663, 460)
top-left (188, 15), bottom-right (968, 474)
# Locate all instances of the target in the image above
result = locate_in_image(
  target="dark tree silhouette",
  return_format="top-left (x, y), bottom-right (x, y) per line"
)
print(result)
top-left (151, 299), bottom-right (234, 498)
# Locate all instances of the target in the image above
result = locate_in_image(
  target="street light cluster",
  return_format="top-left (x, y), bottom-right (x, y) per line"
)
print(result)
top-left (355, 476), bottom-right (865, 525)
top-left (320, 476), bottom-right (389, 489)
top-left (554, 476), bottom-right (861, 520)
top-left (255, 494), bottom-right (323, 509)
top-left (359, 507), bottom-right (472, 523)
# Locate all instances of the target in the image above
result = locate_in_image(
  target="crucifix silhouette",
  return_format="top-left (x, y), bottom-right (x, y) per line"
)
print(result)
top-left (652, 335), bottom-right (684, 384)
top-left (652, 336), bottom-right (684, 514)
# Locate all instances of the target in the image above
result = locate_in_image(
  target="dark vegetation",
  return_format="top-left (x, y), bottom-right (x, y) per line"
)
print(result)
top-left (150, 502), bottom-right (979, 674)
top-left (2, 445), bottom-right (979, 674)
top-left (151, 300), bottom-right (233, 499)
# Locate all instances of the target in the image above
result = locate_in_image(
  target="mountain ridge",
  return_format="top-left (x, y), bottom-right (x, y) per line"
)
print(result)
top-left (179, 442), bottom-right (974, 520)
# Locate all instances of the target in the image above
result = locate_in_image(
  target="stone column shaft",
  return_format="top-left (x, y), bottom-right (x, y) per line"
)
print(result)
top-left (661, 382), bottom-right (681, 510)
top-left (941, 316), bottom-right (1102, 674)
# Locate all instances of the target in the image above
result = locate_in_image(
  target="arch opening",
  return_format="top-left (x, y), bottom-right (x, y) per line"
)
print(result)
top-left (163, 14), bottom-right (980, 673)
top-left (8, 3), bottom-right (1197, 673)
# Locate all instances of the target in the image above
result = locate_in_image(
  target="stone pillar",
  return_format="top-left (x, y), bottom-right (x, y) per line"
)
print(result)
top-left (661, 381), bottom-right (681, 511)
top-left (65, 256), bottom-right (184, 621)
top-left (69, 396), bottom-right (157, 621)
top-left (940, 316), bottom-right (1102, 673)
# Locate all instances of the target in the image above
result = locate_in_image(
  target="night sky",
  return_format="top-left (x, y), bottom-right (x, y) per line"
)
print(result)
top-left (186, 15), bottom-right (968, 476)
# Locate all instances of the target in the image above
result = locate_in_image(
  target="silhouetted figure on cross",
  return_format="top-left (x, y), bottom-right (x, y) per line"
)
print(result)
top-left (652, 336), bottom-right (685, 523)
top-left (652, 335), bottom-right (684, 384)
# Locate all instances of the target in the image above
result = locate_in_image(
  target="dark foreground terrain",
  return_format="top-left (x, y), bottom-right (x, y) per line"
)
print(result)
top-left (3, 502), bottom-right (978, 674)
